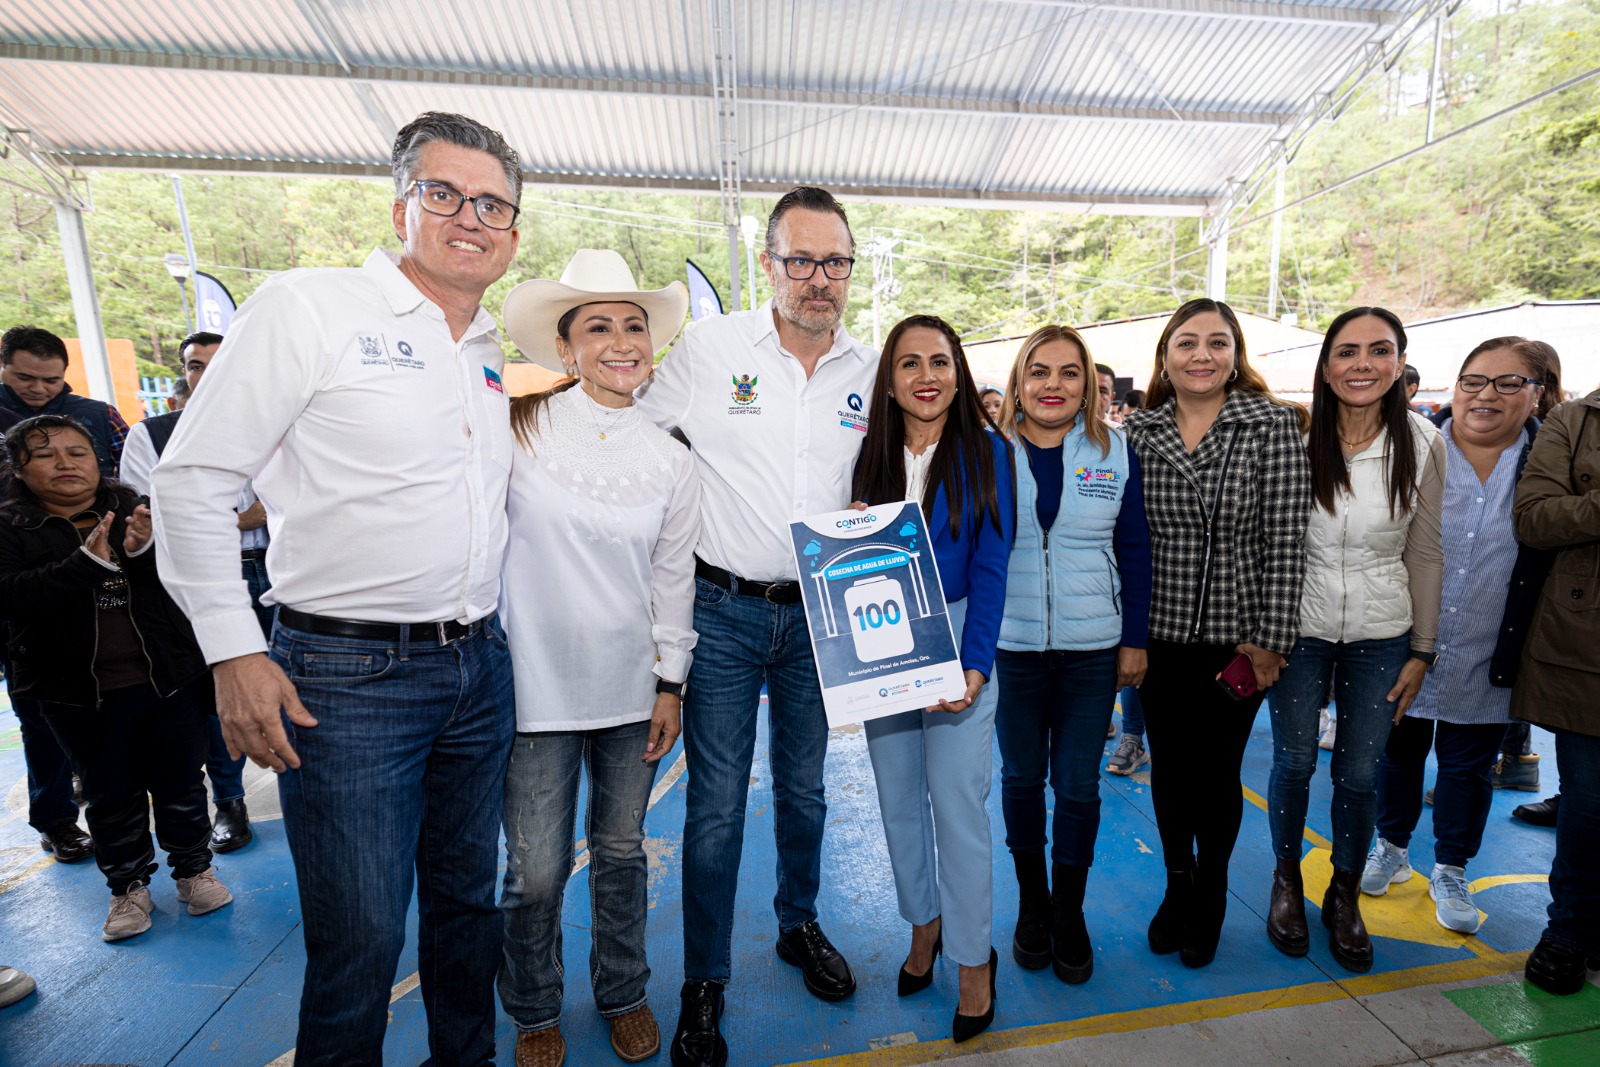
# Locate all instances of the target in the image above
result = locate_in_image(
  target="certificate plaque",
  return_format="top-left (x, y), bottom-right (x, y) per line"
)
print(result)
top-left (790, 501), bottom-right (965, 727)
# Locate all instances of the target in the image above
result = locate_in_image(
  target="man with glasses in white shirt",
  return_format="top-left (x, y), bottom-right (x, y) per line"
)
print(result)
top-left (152, 111), bottom-right (520, 1067)
top-left (638, 187), bottom-right (877, 1067)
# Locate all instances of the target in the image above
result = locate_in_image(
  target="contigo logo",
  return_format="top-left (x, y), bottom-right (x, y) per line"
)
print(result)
top-left (836, 514), bottom-right (879, 530)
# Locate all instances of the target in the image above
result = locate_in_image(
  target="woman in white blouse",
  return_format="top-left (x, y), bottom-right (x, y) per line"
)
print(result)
top-left (495, 250), bottom-right (698, 1066)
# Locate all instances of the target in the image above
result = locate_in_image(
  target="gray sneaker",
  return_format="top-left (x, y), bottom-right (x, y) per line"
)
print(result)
top-left (175, 867), bottom-right (233, 916)
top-left (1430, 864), bottom-right (1481, 934)
top-left (1106, 734), bottom-right (1149, 775)
top-left (1360, 838), bottom-right (1411, 896)
top-left (103, 881), bottom-right (153, 941)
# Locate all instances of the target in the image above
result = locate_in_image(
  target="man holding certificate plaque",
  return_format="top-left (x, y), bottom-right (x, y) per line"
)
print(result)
top-left (637, 187), bottom-right (877, 1067)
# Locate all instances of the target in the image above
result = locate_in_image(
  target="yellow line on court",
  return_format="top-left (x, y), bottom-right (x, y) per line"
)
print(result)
top-left (1241, 784), bottom-right (1332, 849)
top-left (1471, 873), bottom-right (1549, 893)
top-left (784, 949), bottom-right (1531, 1066)
top-left (0, 853), bottom-right (55, 895)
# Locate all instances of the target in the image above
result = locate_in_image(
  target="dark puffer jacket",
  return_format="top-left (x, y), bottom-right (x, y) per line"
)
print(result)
top-left (0, 483), bottom-right (209, 706)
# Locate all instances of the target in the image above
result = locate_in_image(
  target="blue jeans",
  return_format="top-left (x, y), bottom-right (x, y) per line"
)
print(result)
top-left (499, 721), bottom-right (660, 1031)
top-left (243, 554), bottom-right (275, 637)
top-left (681, 577), bottom-right (829, 985)
top-left (1117, 685), bottom-right (1145, 738)
top-left (1268, 634), bottom-right (1410, 871)
top-left (1375, 716), bottom-right (1503, 868)
top-left (1545, 728), bottom-right (1600, 958)
top-left (271, 617), bottom-right (514, 1067)
top-left (994, 646), bottom-right (1119, 867)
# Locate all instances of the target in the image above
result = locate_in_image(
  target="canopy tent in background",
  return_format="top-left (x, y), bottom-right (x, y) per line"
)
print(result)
top-left (966, 311), bottom-right (1322, 394)
top-left (1258, 300), bottom-right (1600, 403)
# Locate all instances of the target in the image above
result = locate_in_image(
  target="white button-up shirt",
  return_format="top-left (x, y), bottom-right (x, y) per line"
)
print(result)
top-left (121, 419), bottom-right (268, 552)
top-left (153, 249), bottom-right (513, 664)
top-left (636, 302), bottom-right (877, 582)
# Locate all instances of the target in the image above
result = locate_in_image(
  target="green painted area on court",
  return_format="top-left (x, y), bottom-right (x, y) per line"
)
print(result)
top-left (1445, 980), bottom-right (1600, 1065)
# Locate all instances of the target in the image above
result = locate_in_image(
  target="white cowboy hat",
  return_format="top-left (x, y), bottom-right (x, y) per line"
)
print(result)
top-left (502, 249), bottom-right (689, 372)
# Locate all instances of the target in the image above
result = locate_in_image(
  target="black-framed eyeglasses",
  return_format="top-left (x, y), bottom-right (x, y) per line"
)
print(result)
top-left (1457, 373), bottom-right (1541, 395)
top-left (404, 180), bottom-right (520, 231)
top-left (771, 255), bottom-right (855, 281)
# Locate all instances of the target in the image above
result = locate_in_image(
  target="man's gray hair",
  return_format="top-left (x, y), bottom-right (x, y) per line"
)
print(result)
top-left (391, 111), bottom-right (523, 203)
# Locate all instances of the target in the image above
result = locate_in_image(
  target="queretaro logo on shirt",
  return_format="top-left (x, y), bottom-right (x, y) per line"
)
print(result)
top-left (728, 373), bottom-right (760, 415)
top-left (356, 335), bottom-right (425, 370)
top-left (838, 391), bottom-right (868, 432)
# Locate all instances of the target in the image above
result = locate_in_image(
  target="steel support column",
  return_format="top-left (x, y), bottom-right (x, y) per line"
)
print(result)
top-left (1206, 221), bottom-right (1229, 302)
top-left (54, 202), bottom-right (114, 401)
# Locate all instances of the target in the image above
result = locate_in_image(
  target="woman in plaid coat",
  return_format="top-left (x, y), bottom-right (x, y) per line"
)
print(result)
top-left (1123, 299), bottom-right (1312, 969)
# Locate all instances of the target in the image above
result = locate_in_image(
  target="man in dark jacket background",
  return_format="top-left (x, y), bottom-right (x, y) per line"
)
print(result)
top-left (0, 325), bottom-right (130, 478)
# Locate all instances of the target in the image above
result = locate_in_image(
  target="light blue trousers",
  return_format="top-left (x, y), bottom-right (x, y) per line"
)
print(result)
top-left (863, 600), bottom-right (997, 968)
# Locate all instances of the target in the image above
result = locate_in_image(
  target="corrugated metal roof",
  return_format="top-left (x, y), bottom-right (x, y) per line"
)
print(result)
top-left (0, 0), bottom-right (1431, 214)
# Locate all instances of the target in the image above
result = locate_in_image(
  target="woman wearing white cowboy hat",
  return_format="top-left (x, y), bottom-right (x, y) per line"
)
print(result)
top-left (496, 249), bottom-right (698, 1067)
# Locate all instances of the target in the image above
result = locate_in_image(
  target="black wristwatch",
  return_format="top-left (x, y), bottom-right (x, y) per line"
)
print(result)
top-left (655, 679), bottom-right (686, 698)
top-left (1409, 650), bottom-right (1438, 667)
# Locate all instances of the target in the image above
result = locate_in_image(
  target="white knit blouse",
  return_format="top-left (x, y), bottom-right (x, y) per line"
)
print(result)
top-left (501, 385), bottom-right (701, 732)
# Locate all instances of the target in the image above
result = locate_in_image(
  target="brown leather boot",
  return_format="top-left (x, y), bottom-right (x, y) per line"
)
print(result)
top-left (1321, 867), bottom-right (1373, 973)
top-left (1267, 857), bottom-right (1309, 957)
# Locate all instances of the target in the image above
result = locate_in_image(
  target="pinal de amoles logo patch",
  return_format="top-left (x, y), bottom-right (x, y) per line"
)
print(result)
top-left (731, 374), bottom-right (759, 405)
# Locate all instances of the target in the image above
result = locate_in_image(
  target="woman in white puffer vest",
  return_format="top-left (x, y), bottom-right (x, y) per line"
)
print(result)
top-left (1264, 307), bottom-right (1445, 974)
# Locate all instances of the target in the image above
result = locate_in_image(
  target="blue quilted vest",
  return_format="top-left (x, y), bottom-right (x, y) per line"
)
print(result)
top-left (999, 422), bottom-right (1131, 651)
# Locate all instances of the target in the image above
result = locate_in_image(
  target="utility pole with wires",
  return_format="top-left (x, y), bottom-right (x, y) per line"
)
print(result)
top-left (863, 228), bottom-right (917, 348)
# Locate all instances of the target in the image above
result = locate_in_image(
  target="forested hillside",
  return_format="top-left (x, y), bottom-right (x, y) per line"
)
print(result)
top-left (1, 0), bottom-right (1595, 370)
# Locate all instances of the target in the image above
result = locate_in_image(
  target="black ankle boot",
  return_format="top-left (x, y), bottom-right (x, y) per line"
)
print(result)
top-left (1321, 868), bottom-right (1373, 973)
top-left (1050, 862), bottom-right (1093, 984)
top-left (1011, 852), bottom-right (1051, 970)
top-left (1267, 856), bottom-right (1309, 957)
top-left (1181, 865), bottom-right (1227, 969)
top-left (1148, 866), bottom-right (1192, 955)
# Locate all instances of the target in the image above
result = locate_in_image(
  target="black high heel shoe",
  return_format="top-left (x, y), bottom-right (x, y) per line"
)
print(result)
top-left (897, 933), bottom-right (942, 996)
top-left (951, 946), bottom-right (998, 1043)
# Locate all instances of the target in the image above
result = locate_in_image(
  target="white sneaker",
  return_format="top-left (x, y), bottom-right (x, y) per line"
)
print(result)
top-left (1360, 838), bottom-right (1411, 896)
top-left (1318, 709), bottom-right (1337, 751)
top-left (175, 867), bottom-right (233, 916)
top-left (1430, 864), bottom-right (1482, 934)
top-left (103, 881), bottom-right (153, 941)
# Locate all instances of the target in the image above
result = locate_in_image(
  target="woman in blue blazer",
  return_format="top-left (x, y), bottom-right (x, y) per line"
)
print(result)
top-left (852, 314), bottom-right (1015, 1043)
top-left (993, 324), bottom-right (1152, 985)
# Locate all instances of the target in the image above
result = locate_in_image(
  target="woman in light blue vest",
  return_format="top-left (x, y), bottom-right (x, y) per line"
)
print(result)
top-left (992, 324), bottom-right (1152, 985)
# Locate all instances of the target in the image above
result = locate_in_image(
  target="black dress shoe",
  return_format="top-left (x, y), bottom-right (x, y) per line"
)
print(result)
top-left (1512, 795), bottom-right (1560, 829)
top-left (39, 819), bottom-right (94, 863)
top-left (670, 979), bottom-right (727, 1067)
top-left (775, 920), bottom-right (856, 1001)
top-left (951, 946), bottom-right (998, 1043)
top-left (898, 934), bottom-right (942, 997)
top-left (1525, 935), bottom-right (1593, 997)
top-left (210, 799), bottom-right (254, 854)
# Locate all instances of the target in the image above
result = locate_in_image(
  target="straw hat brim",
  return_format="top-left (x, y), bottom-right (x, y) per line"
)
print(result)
top-left (502, 279), bottom-right (689, 372)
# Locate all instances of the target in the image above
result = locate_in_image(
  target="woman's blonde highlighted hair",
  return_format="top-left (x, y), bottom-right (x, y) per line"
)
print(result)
top-left (999, 324), bottom-right (1111, 458)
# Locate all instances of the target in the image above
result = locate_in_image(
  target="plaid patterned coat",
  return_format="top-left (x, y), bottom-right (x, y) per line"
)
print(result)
top-left (1123, 390), bottom-right (1311, 655)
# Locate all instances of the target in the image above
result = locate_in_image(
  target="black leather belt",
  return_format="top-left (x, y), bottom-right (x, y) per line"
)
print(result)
top-left (276, 606), bottom-right (488, 646)
top-left (695, 558), bottom-right (802, 604)
top-left (240, 549), bottom-right (267, 561)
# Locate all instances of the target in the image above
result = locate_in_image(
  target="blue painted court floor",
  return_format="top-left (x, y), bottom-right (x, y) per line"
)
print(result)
top-left (0, 690), bottom-right (1585, 1066)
